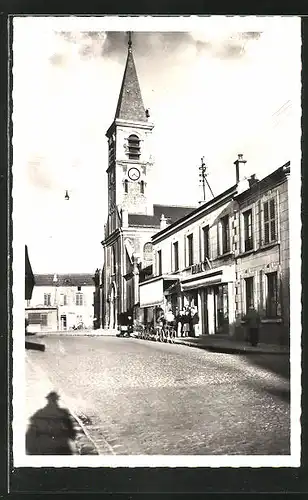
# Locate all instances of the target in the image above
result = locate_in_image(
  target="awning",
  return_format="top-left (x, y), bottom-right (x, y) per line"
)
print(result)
top-left (164, 281), bottom-right (182, 296)
top-left (139, 276), bottom-right (178, 308)
top-left (181, 276), bottom-right (222, 291)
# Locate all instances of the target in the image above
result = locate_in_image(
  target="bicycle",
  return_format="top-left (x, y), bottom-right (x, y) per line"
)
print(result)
top-left (164, 324), bottom-right (176, 343)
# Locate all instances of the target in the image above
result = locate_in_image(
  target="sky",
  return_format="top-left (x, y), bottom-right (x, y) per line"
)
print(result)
top-left (12, 16), bottom-right (301, 274)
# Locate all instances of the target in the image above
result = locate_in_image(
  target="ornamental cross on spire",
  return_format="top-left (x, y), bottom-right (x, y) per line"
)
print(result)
top-left (127, 31), bottom-right (132, 52)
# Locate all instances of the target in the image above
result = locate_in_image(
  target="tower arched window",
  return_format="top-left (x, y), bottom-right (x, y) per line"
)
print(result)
top-left (140, 180), bottom-right (145, 194)
top-left (127, 134), bottom-right (140, 160)
top-left (124, 179), bottom-right (128, 193)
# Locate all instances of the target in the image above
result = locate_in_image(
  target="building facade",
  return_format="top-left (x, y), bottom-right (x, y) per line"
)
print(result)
top-left (139, 159), bottom-right (290, 345)
top-left (101, 37), bottom-right (194, 330)
top-left (25, 273), bottom-right (95, 332)
top-left (234, 162), bottom-right (290, 345)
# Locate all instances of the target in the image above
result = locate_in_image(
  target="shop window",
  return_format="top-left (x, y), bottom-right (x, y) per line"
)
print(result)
top-left (41, 313), bottom-right (48, 326)
top-left (187, 234), bottom-right (194, 266)
top-left (173, 241), bottom-right (179, 271)
top-left (202, 225), bottom-right (209, 260)
top-left (127, 134), bottom-right (141, 160)
top-left (220, 215), bottom-right (230, 254)
top-left (44, 293), bottom-right (51, 306)
top-left (157, 250), bottom-right (162, 276)
top-left (28, 313), bottom-right (41, 324)
top-left (245, 276), bottom-right (254, 313)
top-left (263, 198), bottom-right (276, 245)
top-left (243, 209), bottom-right (253, 252)
top-left (266, 272), bottom-right (279, 317)
top-left (76, 293), bottom-right (84, 306)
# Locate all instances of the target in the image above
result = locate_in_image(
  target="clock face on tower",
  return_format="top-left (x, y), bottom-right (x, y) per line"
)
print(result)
top-left (128, 167), bottom-right (140, 181)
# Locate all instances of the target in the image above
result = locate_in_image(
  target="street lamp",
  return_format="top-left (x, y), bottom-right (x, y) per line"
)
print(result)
top-left (65, 190), bottom-right (70, 200)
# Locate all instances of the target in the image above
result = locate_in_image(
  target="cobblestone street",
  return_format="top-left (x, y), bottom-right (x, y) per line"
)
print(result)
top-left (25, 335), bottom-right (290, 456)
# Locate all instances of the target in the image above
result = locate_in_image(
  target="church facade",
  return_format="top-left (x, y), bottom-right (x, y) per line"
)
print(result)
top-left (101, 38), bottom-right (194, 330)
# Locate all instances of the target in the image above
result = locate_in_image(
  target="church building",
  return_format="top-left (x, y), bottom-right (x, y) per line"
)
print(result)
top-left (101, 35), bottom-right (194, 330)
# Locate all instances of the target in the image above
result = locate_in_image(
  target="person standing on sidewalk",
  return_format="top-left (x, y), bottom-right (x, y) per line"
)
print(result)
top-left (243, 305), bottom-right (261, 347)
top-left (191, 307), bottom-right (200, 337)
top-left (175, 309), bottom-right (182, 337)
top-left (182, 308), bottom-right (191, 337)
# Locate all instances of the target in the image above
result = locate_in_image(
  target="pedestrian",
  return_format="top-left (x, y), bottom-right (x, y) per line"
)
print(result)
top-left (191, 307), bottom-right (200, 337)
top-left (175, 308), bottom-right (182, 337)
top-left (182, 308), bottom-right (190, 337)
top-left (165, 307), bottom-right (175, 326)
top-left (155, 307), bottom-right (165, 341)
top-left (156, 307), bottom-right (165, 326)
top-left (243, 305), bottom-right (261, 347)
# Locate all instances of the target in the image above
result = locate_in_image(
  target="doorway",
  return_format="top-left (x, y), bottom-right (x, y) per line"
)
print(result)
top-left (60, 314), bottom-right (67, 331)
top-left (214, 284), bottom-right (229, 334)
top-left (201, 290), bottom-right (208, 335)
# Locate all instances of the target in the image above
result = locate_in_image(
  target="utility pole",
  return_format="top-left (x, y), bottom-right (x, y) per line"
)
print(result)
top-left (199, 157), bottom-right (214, 202)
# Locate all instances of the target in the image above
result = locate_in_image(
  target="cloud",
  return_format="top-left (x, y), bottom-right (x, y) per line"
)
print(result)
top-left (49, 52), bottom-right (66, 66)
top-left (27, 156), bottom-right (56, 190)
top-left (51, 30), bottom-right (263, 65)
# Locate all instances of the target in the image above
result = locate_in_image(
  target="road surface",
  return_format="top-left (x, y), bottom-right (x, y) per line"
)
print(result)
top-left (26, 335), bottom-right (290, 455)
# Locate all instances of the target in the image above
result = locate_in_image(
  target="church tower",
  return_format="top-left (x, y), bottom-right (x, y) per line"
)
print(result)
top-left (106, 33), bottom-right (154, 221)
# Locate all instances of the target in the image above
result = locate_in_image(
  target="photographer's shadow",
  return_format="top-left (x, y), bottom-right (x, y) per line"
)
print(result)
top-left (26, 391), bottom-right (77, 455)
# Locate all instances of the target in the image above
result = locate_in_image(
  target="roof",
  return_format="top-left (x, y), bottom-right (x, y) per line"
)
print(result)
top-left (235, 161), bottom-right (290, 201)
top-left (152, 185), bottom-right (237, 241)
top-left (128, 204), bottom-right (195, 227)
top-left (34, 274), bottom-right (95, 287)
top-left (114, 44), bottom-right (147, 122)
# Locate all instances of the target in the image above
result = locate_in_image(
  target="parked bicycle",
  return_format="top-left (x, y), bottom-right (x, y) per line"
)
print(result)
top-left (164, 324), bottom-right (176, 343)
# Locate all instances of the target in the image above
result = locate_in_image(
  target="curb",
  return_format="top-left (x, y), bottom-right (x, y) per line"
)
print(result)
top-left (33, 332), bottom-right (118, 338)
top-left (173, 340), bottom-right (290, 355)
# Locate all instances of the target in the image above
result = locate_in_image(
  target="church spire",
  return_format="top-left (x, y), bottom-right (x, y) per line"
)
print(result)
top-left (114, 32), bottom-right (147, 122)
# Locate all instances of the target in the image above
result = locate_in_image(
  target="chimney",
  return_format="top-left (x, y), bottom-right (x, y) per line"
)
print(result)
top-left (248, 173), bottom-right (258, 188)
top-left (234, 153), bottom-right (250, 194)
top-left (121, 208), bottom-right (128, 228)
top-left (234, 154), bottom-right (247, 184)
top-left (160, 214), bottom-right (170, 230)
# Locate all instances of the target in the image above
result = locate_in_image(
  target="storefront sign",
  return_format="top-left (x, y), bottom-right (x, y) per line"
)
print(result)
top-left (191, 260), bottom-right (210, 274)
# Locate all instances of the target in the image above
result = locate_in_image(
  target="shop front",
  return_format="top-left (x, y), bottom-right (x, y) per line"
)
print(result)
top-left (181, 266), bottom-right (235, 336)
top-left (139, 275), bottom-right (179, 325)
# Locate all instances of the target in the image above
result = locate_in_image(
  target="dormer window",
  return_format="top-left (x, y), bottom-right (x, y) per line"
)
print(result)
top-left (127, 134), bottom-right (140, 160)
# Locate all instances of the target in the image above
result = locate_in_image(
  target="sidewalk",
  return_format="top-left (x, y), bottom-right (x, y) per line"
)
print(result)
top-left (173, 335), bottom-right (289, 355)
top-left (25, 354), bottom-right (99, 455)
